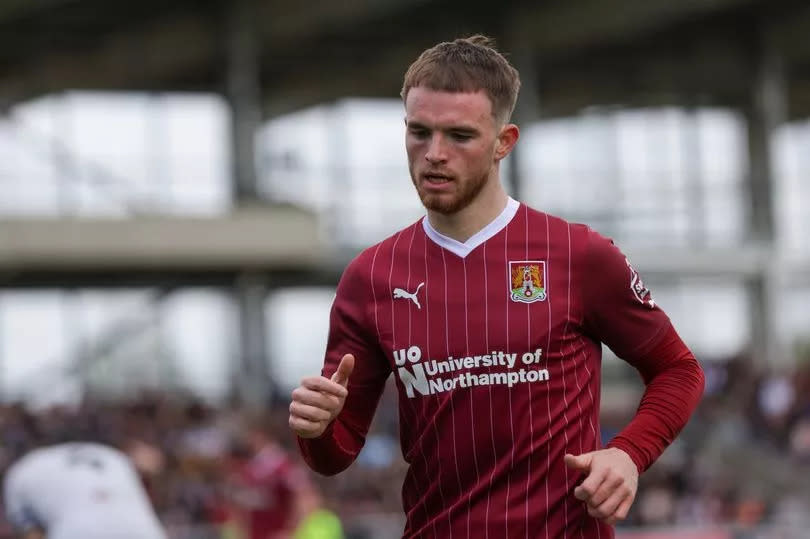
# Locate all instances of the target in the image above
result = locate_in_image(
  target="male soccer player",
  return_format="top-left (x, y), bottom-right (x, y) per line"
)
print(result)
top-left (289, 35), bottom-right (705, 538)
top-left (3, 442), bottom-right (167, 539)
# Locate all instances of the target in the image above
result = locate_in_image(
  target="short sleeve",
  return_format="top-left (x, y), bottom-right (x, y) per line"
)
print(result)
top-left (582, 229), bottom-right (670, 359)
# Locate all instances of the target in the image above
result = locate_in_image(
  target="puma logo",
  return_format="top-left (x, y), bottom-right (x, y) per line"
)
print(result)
top-left (393, 282), bottom-right (425, 310)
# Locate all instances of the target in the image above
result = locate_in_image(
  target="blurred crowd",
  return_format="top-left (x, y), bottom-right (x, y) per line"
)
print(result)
top-left (603, 350), bottom-right (810, 537)
top-left (0, 381), bottom-right (404, 539)
top-left (0, 393), bottom-right (328, 539)
top-left (1, 353), bottom-right (809, 539)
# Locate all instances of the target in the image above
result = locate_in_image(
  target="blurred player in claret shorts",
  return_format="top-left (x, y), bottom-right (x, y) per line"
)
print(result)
top-left (3, 442), bottom-right (167, 539)
top-left (289, 35), bottom-right (705, 538)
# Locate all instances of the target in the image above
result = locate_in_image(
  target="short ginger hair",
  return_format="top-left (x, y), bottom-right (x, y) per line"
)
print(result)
top-left (401, 35), bottom-right (521, 124)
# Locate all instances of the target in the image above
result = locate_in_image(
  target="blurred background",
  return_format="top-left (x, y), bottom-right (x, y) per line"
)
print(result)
top-left (0, 0), bottom-right (809, 538)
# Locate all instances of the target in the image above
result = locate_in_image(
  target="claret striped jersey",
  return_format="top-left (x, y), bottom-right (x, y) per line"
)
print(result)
top-left (299, 198), bottom-right (681, 538)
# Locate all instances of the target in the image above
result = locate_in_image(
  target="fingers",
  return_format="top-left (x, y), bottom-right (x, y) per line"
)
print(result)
top-left (289, 401), bottom-right (333, 423)
top-left (573, 466), bottom-right (606, 502)
top-left (567, 449), bottom-right (638, 524)
top-left (289, 380), bottom-right (347, 438)
top-left (582, 471), bottom-right (624, 507)
top-left (590, 487), bottom-right (634, 524)
top-left (585, 483), bottom-right (627, 520)
top-left (289, 399), bottom-right (333, 439)
top-left (572, 463), bottom-right (636, 524)
top-left (331, 354), bottom-right (355, 387)
top-left (288, 414), bottom-right (325, 439)
top-left (291, 385), bottom-right (342, 410)
top-left (604, 496), bottom-right (634, 526)
top-left (290, 355), bottom-right (354, 439)
top-left (289, 387), bottom-right (339, 436)
top-left (300, 376), bottom-right (348, 399)
top-left (564, 452), bottom-right (591, 472)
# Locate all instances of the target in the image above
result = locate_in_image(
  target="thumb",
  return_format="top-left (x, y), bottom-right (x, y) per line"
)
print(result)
top-left (331, 354), bottom-right (355, 387)
top-left (564, 452), bottom-right (593, 472)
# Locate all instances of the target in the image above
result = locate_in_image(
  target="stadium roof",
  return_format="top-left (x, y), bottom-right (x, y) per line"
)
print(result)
top-left (2, 0), bottom-right (810, 119)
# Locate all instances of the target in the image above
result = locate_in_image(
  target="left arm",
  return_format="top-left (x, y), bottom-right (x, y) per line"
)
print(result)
top-left (606, 324), bottom-right (705, 472)
top-left (566, 228), bottom-right (705, 524)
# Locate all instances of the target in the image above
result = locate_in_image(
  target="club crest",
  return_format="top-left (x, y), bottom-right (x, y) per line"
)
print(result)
top-left (509, 260), bottom-right (547, 303)
top-left (626, 258), bottom-right (655, 308)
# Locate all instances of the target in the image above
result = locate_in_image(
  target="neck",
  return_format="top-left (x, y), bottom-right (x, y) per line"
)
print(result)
top-left (426, 175), bottom-right (509, 243)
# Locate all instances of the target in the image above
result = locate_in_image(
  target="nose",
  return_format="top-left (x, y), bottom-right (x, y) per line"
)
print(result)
top-left (424, 133), bottom-right (447, 164)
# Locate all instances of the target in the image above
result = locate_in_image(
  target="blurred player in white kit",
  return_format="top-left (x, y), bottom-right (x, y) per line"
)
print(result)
top-left (3, 442), bottom-right (167, 539)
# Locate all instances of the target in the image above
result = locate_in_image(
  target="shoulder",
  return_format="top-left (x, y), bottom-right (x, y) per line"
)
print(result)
top-left (520, 204), bottom-right (595, 248)
top-left (76, 443), bottom-right (131, 466)
top-left (342, 220), bottom-right (423, 277)
top-left (7, 448), bottom-right (49, 476)
top-left (77, 441), bottom-right (125, 457)
top-left (4, 448), bottom-right (50, 493)
top-left (47, 443), bottom-right (132, 474)
top-left (48, 441), bottom-right (122, 459)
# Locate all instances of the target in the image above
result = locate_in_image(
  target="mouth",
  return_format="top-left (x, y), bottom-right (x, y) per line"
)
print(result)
top-left (422, 173), bottom-right (453, 185)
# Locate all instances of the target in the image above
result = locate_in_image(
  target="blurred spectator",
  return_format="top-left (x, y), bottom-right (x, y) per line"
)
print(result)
top-left (3, 442), bottom-right (167, 539)
top-left (218, 415), bottom-right (329, 539)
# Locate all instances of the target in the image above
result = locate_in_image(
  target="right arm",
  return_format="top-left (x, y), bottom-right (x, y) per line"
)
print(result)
top-left (290, 255), bottom-right (391, 475)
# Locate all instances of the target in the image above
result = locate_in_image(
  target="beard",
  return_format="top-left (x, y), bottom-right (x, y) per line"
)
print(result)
top-left (411, 169), bottom-right (490, 215)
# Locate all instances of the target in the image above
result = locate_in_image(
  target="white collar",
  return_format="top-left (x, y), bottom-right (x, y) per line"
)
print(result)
top-left (422, 197), bottom-right (520, 258)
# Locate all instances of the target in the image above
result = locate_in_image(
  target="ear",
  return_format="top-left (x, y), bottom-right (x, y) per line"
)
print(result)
top-left (494, 123), bottom-right (519, 161)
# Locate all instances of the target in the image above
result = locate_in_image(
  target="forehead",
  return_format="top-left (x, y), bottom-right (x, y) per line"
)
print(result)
top-left (405, 87), bottom-right (494, 127)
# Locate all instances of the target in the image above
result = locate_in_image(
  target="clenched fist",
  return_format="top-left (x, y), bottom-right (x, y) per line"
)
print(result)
top-left (564, 447), bottom-right (638, 525)
top-left (289, 354), bottom-right (355, 439)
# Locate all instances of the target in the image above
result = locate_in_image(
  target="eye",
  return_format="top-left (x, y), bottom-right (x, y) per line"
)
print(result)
top-left (450, 132), bottom-right (473, 142)
top-left (408, 127), bottom-right (429, 139)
